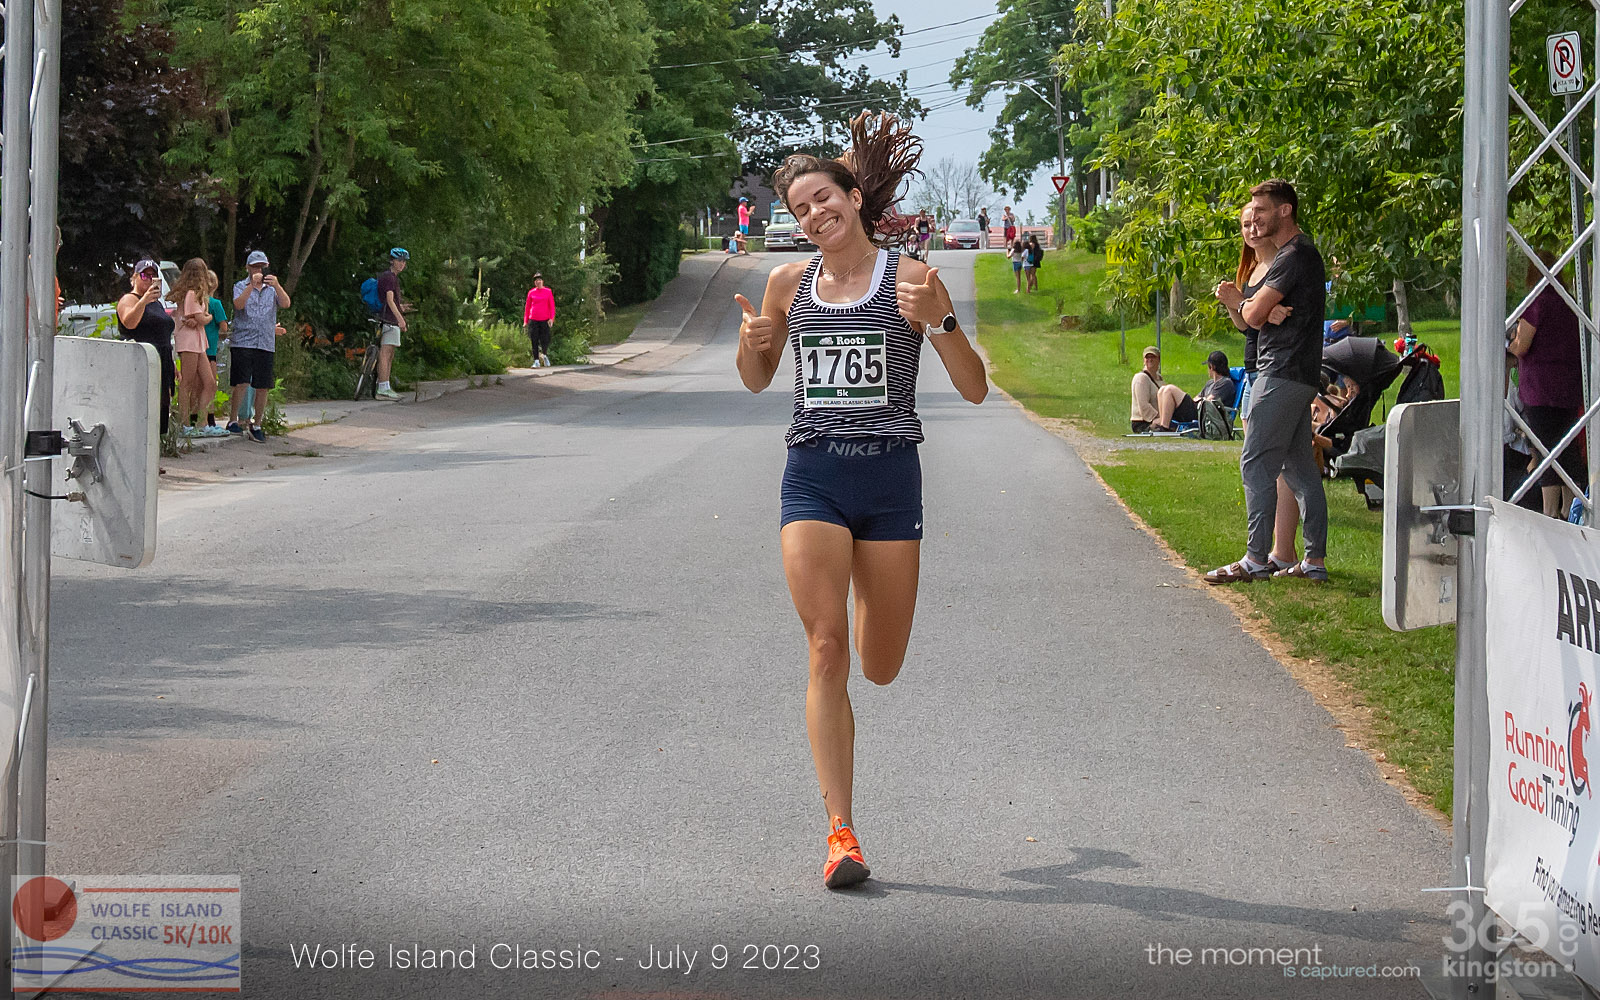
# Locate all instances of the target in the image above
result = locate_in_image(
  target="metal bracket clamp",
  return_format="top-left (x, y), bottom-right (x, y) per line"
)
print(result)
top-left (63, 417), bottom-right (103, 485)
top-left (1420, 503), bottom-right (1492, 537)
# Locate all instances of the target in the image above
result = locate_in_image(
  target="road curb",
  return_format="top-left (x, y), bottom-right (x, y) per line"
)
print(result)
top-left (184, 254), bottom-right (737, 452)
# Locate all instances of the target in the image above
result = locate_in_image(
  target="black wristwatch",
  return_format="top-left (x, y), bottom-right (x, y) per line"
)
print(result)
top-left (937, 312), bottom-right (959, 334)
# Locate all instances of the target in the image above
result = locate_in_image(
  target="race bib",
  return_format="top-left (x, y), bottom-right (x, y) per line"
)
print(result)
top-left (800, 332), bottom-right (887, 408)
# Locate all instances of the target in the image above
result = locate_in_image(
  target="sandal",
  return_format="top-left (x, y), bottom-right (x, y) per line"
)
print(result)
top-left (1273, 560), bottom-right (1329, 582)
top-left (1203, 559), bottom-right (1273, 585)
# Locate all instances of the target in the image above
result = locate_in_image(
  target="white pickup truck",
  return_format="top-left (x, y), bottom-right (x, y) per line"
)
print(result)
top-left (57, 260), bottom-right (181, 338)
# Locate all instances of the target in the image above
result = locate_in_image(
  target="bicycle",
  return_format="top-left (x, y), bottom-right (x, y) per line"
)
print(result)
top-left (353, 318), bottom-right (381, 401)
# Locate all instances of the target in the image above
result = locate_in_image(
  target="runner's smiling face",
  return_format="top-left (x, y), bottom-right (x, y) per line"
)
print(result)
top-left (786, 172), bottom-right (865, 251)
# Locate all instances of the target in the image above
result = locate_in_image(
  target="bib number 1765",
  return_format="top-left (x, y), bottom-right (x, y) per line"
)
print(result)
top-left (801, 332), bottom-right (887, 409)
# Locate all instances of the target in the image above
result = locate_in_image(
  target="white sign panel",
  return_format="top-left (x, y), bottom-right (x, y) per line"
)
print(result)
top-left (1550, 32), bottom-right (1584, 96)
top-left (1486, 500), bottom-right (1600, 986)
top-left (51, 336), bottom-right (159, 568)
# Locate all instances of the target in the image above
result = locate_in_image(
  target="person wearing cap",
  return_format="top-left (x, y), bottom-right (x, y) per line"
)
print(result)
top-left (1129, 346), bottom-right (1168, 432)
top-left (737, 196), bottom-right (751, 237)
top-left (1132, 348), bottom-right (1238, 433)
top-left (523, 272), bottom-right (555, 368)
top-left (228, 249), bottom-right (290, 442)
top-left (374, 248), bottom-right (410, 399)
top-left (116, 258), bottom-right (176, 435)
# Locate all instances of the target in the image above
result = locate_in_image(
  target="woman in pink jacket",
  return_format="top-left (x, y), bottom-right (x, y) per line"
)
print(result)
top-left (523, 273), bottom-right (556, 368)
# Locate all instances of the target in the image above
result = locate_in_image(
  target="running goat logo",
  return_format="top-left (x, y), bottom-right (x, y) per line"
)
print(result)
top-left (1570, 682), bottom-right (1593, 799)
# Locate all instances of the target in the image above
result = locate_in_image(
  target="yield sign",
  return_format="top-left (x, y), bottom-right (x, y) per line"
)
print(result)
top-left (1549, 32), bottom-right (1584, 96)
top-left (1051, 174), bottom-right (1070, 193)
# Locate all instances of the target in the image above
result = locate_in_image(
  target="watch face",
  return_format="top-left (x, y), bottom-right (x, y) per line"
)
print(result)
top-left (942, 314), bottom-right (958, 333)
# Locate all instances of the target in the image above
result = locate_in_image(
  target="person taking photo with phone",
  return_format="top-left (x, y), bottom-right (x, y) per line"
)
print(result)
top-left (228, 249), bottom-right (290, 442)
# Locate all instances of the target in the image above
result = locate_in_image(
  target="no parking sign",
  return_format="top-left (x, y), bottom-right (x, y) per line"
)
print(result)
top-left (1549, 31), bottom-right (1584, 96)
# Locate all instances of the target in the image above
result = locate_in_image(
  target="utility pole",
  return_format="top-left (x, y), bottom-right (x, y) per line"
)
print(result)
top-left (1053, 71), bottom-right (1068, 246)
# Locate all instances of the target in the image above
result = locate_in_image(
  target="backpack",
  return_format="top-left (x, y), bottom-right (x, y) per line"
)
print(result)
top-left (1198, 398), bottom-right (1234, 440)
top-left (360, 276), bottom-right (381, 314)
top-left (1394, 356), bottom-right (1444, 404)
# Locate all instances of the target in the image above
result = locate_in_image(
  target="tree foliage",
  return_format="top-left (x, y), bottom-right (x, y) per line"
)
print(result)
top-left (601, 0), bottom-right (752, 304)
top-left (57, 0), bottom-right (204, 300)
top-left (950, 0), bottom-right (1085, 207)
top-left (733, 0), bottom-right (920, 174)
top-left (165, 0), bottom-right (652, 296)
top-left (1061, 0), bottom-right (1465, 332)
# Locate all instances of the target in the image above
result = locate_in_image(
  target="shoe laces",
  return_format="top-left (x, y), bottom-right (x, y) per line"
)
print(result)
top-left (827, 821), bottom-right (862, 859)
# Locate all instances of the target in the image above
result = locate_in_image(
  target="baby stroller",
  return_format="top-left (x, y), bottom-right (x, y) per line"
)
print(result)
top-left (1323, 337), bottom-right (1445, 509)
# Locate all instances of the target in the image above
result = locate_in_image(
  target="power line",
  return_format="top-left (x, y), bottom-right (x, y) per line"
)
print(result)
top-left (631, 79), bottom-right (971, 149)
top-left (654, 3), bottom-right (1037, 71)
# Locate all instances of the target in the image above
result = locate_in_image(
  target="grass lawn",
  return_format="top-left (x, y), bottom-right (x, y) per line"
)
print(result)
top-left (975, 249), bottom-right (1460, 814)
top-left (593, 300), bottom-right (652, 348)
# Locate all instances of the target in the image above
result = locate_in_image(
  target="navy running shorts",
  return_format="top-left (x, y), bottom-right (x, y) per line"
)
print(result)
top-left (780, 436), bottom-right (923, 541)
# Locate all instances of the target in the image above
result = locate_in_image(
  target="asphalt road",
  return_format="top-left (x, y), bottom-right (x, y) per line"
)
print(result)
top-left (49, 250), bottom-right (1451, 999)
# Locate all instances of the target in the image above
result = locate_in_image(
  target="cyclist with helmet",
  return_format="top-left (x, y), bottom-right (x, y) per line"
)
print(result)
top-left (375, 248), bottom-right (410, 400)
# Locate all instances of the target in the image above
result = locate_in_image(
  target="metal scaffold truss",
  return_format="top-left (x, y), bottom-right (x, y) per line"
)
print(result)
top-left (0, 0), bottom-right (63, 967)
top-left (1453, 0), bottom-right (1599, 997)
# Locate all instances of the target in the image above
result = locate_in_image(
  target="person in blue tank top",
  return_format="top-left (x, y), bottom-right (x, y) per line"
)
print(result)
top-left (734, 111), bottom-right (989, 890)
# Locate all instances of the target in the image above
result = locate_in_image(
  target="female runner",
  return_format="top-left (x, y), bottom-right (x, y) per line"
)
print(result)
top-left (734, 112), bottom-right (989, 889)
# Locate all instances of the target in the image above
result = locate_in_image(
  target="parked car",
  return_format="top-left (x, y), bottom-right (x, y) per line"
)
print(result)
top-left (944, 218), bottom-right (987, 250)
top-left (762, 207), bottom-right (814, 252)
top-left (58, 260), bottom-right (181, 338)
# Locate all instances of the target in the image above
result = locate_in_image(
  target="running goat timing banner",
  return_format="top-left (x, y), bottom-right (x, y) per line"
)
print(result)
top-left (1486, 499), bottom-right (1600, 987)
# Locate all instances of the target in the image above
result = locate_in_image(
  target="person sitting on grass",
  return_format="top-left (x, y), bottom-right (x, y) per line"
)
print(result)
top-left (1131, 347), bottom-right (1236, 433)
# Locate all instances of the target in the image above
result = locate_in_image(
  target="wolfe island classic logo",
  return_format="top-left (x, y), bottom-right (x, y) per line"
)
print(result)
top-left (11, 876), bottom-right (240, 992)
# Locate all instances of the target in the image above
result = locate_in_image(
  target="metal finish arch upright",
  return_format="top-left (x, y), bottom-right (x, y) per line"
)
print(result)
top-left (1456, 0), bottom-right (1508, 994)
top-left (1, 0), bottom-right (64, 936)
top-left (1457, 0), bottom-right (1600, 995)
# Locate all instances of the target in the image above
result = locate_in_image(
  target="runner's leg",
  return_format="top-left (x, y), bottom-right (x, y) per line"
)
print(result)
top-left (782, 520), bottom-right (858, 826)
top-left (851, 539), bottom-right (919, 686)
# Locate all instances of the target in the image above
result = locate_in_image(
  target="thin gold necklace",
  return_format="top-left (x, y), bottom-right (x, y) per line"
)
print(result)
top-left (819, 247), bottom-right (877, 283)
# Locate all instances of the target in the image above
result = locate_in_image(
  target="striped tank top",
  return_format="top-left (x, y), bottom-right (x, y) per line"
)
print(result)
top-left (784, 248), bottom-right (924, 446)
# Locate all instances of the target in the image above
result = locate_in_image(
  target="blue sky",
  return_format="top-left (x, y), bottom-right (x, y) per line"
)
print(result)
top-left (855, 0), bottom-right (1059, 223)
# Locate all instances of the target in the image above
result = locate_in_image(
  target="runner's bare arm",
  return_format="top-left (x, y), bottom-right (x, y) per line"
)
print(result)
top-left (735, 263), bottom-right (803, 393)
top-left (894, 260), bottom-right (987, 405)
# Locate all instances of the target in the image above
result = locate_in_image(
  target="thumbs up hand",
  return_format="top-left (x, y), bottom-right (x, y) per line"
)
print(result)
top-left (896, 265), bottom-right (949, 330)
top-left (735, 293), bottom-right (774, 353)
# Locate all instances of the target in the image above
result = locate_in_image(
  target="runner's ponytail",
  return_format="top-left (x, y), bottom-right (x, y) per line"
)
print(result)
top-left (773, 111), bottom-right (923, 245)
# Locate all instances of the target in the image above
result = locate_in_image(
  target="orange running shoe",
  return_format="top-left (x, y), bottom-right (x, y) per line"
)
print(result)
top-left (823, 817), bottom-right (870, 889)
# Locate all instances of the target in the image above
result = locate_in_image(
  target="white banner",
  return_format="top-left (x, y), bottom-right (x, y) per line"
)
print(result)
top-left (1486, 499), bottom-right (1600, 985)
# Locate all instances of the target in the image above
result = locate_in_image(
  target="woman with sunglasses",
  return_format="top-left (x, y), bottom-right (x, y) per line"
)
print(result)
top-left (117, 258), bottom-right (175, 434)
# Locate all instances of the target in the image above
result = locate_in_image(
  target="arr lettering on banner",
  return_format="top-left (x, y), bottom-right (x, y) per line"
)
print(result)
top-left (1554, 568), bottom-right (1600, 652)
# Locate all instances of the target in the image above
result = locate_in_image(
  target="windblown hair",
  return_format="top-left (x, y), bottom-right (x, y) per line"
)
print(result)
top-left (772, 111), bottom-right (923, 245)
top-left (167, 257), bottom-right (210, 306)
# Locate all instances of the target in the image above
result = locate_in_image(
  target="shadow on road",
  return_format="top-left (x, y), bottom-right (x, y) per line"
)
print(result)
top-left (863, 847), bottom-right (1430, 942)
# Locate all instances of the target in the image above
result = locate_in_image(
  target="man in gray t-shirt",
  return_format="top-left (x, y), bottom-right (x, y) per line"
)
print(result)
top-left (1207, 179), bottom-right (1329, 584)
top-left (226, 249), bottom-right (291, 442)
